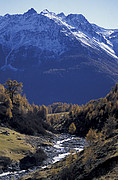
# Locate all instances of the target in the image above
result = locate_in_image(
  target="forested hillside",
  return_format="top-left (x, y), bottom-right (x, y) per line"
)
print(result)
top-left (49, 83), bottom-right (118, 136)
top-left (0, 79), bottom-right (51, 135)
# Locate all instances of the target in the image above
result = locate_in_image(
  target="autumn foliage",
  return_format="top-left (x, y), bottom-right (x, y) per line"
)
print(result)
top-left (0, 79), bottom-right (49, 135)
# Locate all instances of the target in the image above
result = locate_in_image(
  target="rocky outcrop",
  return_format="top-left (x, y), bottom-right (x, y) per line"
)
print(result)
top-left (20, 148), bottom-right (47, 170)
top-left (0, 156), bottom-right (12, 172)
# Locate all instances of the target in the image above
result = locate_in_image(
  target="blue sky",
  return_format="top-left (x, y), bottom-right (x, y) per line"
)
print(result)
top-left (0, 0), bottom-right (118, 29)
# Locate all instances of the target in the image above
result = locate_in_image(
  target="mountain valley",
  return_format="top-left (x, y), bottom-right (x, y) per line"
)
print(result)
top-left (0, 8), bottom-right (118, 180)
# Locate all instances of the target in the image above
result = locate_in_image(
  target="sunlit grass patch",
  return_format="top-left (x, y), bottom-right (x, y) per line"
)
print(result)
top-left (0, 127), bottom-right (35, 161)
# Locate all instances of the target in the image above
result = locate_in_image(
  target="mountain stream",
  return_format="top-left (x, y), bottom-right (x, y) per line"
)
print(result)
top-left (0, 134), bottom-right (85, 180)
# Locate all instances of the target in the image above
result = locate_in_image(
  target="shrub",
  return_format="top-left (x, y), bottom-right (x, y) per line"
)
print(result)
top-left (102, 116), bottom-right (118, 138)
top-left (51, 168), bottom-right (58, 176)
top-left (69, 122), bottom-right (76, 134)
top-left (85, 129), bottom-right (98, 145)
top-left (6, 108), bottom-right (13, 118)
top-left (82, 147), bottom-right (96, 171)
top-left (66, 151), bottom-right (77, 166)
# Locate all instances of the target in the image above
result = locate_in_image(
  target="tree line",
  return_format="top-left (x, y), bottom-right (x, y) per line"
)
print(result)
top-left (48, 83), bottom-right (118, 136)
top-left (0, 79), bottom-right (50, 135)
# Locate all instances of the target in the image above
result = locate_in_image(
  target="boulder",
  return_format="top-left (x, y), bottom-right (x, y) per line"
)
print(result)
top-left (20, 148), bottom-right (47, 170)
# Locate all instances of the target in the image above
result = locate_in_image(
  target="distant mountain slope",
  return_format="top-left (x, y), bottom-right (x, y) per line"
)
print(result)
top-left (0, 8), bottom-right (118, 105)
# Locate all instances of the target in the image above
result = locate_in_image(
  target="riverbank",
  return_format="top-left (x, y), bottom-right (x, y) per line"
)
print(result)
top-left (20, 129), bottom-right (118, 180)
top-left (0, 132), bottom-right (85, 180)
top-left (0, 126), bottom-right (53, 179)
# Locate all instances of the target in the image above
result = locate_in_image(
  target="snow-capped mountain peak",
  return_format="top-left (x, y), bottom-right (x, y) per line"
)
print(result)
top-left (0, 9), bottom-right (118, 71)
top-left (40, 9), bottom-right (57, 18)
top-left (40, 9), bottom-right (50, 14)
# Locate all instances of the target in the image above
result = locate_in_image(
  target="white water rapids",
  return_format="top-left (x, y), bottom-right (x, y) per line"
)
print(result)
top-left (51, 136), bottom-right (84, 164)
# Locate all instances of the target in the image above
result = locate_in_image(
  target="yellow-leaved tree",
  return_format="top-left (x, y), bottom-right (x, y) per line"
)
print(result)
top-left (4, 79), bottom-right (23, 103)
top-left (69, 122), bottom-right (76, 134)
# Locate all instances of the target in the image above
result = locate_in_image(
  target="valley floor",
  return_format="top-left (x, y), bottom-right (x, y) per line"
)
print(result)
top-left (0, 127), bottom-right (85, 180)
top-left (20, 129), bottom-right (118, 180)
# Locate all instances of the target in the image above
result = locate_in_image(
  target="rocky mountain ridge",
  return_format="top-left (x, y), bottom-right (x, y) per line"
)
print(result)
top-left (0, 8), bottom-right (118, 70)
top-left (0, 8), bottom-right (118, 105)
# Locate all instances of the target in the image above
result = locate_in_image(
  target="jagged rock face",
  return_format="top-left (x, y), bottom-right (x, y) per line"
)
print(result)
top-left (0, 9), bottom-right (118, 105)
top-left (0, 13), bottom-right (67, 69)
top-left (109, 31), bottom-right (118, 56)
top-left (0, 8), bottom-right (118, 70)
